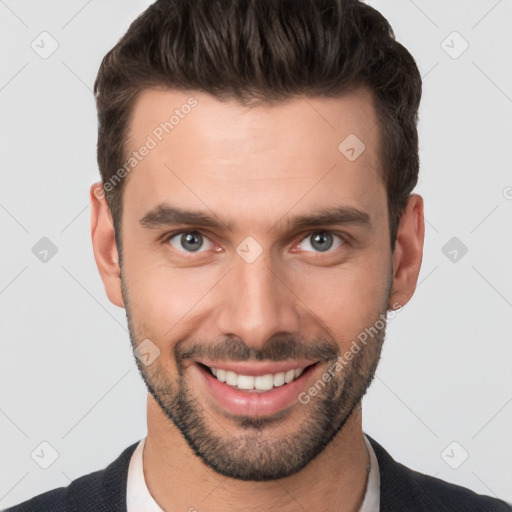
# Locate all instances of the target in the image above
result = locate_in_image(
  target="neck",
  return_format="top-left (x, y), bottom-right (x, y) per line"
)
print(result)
top-left (143, 395), bottom-right (369, 512)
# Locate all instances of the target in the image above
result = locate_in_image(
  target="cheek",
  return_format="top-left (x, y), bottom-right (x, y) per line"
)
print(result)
top-left (123, 267), bottom-right (217, 375)
top-left (293, 255), bottom-right (390, 345)
top-left (123, 251), bottom-right (220, 336)
top-left (149, 271), bottom-right (215, 321)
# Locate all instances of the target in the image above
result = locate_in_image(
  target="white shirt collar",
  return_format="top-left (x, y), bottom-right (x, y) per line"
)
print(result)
top-left (360, 432), bottom-right (381, 511)
top-left (126, 433), bottom-right (380, 511)
top-left (126, 437), bottom-right (164, 512)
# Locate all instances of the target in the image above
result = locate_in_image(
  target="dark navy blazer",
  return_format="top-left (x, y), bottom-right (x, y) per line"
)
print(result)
top-left (4, 434), bottom-right (511, 511)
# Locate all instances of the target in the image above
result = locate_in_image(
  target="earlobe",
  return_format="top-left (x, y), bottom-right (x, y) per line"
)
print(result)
top-left (89, 182), bottom-right (125, 308)
top-left (388, 194), bottom-right (425, 310)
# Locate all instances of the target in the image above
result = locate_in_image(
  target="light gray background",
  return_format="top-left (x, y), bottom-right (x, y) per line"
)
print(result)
top-left (1, 0), bottom-right (511, 508)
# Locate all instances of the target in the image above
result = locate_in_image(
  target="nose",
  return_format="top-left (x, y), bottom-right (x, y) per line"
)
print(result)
top-left (215, 250), bottom-right (301, 351)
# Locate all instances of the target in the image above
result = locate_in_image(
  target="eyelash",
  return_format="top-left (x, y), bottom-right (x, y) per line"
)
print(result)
top-left (161, 229), bottom-right (348, 256)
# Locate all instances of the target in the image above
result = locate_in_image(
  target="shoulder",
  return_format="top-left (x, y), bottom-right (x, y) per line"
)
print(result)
top-left (3, 441), bottom-right (140, 512)
top-left (366, 434), bottom-right (512, 512)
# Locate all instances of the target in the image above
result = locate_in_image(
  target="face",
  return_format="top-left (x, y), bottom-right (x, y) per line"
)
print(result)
top-left (91, 86), bottom-right (423, 481)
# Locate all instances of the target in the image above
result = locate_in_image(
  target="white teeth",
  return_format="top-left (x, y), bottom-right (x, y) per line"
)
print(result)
top-left (294, 368), bottom-right (304, 379)
top-left (209, 366), bottom-right (306, 391)
top-left (273, 372), bottom-right (285, 387)
top-left (225, 370), bottom-right (238, 386)
top-left (255, 374), bottom-right (274, 391)
top-left (284, 369), bottom-right (295, 383)
top-left (237, 375), bottom-right (255, 390)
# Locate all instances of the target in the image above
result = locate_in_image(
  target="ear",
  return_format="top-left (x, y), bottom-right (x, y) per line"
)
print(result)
top-left (388, 194), bottom-right (425, 310)
top-left (90, 182), bottom-right (124, 308)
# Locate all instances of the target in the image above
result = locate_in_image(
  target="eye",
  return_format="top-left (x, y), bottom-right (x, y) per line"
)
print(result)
top-left (296, 231), bottom-right (345, 253)
top-left (166, 230), bottom-right (215, 253)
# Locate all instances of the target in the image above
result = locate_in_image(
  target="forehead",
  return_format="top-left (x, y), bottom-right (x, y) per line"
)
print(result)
top-left (122, 86), bottom-right (385, 232)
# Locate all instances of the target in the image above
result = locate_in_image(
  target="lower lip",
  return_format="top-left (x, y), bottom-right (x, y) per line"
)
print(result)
top-left (193, 363), bottom-right (318, 418)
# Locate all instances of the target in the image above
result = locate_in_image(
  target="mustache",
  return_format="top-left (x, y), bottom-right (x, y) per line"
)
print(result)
top-left (175, 332), bottom-right (340, 365)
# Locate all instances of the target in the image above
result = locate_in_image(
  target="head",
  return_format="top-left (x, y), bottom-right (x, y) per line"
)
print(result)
top-left (90, 0), bottom-right (424, 481)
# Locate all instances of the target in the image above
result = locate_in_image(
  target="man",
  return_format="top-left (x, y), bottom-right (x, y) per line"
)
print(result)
top-left (5, 0), bottom-right (511, 511)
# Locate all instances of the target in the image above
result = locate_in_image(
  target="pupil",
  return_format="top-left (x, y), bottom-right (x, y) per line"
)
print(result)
top-left (311, 232), bottom-right (333, 252)
top-left (181, 232), bottom-right (202, 252)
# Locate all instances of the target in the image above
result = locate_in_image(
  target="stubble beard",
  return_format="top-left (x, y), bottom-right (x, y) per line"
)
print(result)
top-left (121, 273), bottom-right (390, 481)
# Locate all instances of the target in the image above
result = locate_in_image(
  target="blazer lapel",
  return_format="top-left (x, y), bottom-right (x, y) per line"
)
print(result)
top-left (366, 434), bottom-right (443, 512)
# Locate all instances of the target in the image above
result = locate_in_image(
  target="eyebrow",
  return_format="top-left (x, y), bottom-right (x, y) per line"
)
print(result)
top-left (139, 203), bottom-right (372, 233)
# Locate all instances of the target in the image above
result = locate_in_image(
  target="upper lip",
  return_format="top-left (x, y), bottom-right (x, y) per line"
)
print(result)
top-left (195, 359), bottom-right (318, 376)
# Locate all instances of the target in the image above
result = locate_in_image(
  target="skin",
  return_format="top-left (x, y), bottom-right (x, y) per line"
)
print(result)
top-left (90, 86), bottom-right (424, 511)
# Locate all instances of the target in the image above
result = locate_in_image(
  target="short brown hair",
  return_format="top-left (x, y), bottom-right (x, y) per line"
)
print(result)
top-left (94, 0), bottom-right (422, 259)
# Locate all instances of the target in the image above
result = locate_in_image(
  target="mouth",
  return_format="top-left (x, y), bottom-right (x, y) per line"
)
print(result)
top-left (200, 363), bottom-right (310, 392)
top-left (192, 360), bottom-right (321, 417)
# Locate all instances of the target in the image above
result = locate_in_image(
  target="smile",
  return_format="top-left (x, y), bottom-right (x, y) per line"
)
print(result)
top-left (209, 366), bottom-right (305, 392)
top-left (192, 360), bottom-right (320, 417)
